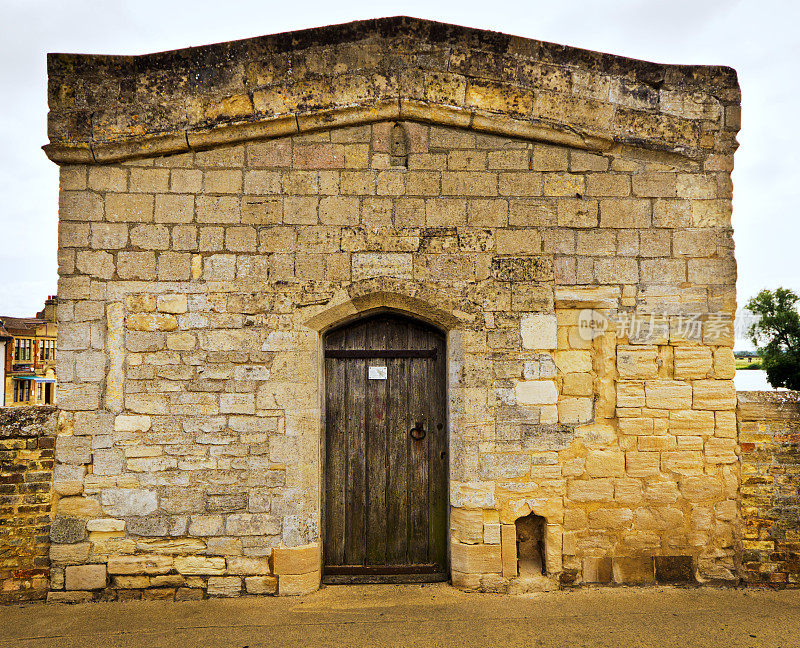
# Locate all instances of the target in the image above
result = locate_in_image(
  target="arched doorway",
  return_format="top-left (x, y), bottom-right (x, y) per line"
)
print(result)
top-left (322, 312), bottom-right (448, 583)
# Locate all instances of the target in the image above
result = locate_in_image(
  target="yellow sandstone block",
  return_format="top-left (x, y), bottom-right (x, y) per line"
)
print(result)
top-left (272, 543), bottom-right (321, 575)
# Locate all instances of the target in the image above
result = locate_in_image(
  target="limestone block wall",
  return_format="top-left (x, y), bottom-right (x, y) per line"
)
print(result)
top-left (0, 406), bottom-right (57, 603)
top-left (738, 391), bottom-right (800, 587)
top-left (50, 115), bottom-right (739, 597)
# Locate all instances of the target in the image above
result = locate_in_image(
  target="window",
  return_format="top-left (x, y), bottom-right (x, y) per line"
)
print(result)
top-left (37, 383), bottom-right (43, 402)
top-left (13, 379), bottom-right (31, 403)
top-left (40, 339), bottom-right (55, 362)
top-left (14, 339), bottom-right (32, 363)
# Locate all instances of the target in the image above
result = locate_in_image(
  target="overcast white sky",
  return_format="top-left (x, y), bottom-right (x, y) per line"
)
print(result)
top-left (1, 0), bottom-right (797, 347)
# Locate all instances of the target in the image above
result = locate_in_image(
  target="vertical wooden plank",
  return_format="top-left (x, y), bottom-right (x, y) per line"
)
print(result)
top-left (324, 343), bottom-right (348, 566)
top-left (407, 321), bottom-right (430, 564)
top-left (386, 318), bottom-right (409, 565)
top-left (428, 330), bottom-right (448, 570)
top-left (344, 323), bottom-right (367, 566)
top-left (365, 320), bottom-right (388, 565)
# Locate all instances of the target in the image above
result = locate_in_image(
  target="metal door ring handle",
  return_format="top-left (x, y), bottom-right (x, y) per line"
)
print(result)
top-left (410, 423), bottom-right (426, 440)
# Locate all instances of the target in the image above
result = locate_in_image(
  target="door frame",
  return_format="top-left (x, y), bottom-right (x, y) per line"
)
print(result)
top-left (319, 307), bottom-right (451, 583)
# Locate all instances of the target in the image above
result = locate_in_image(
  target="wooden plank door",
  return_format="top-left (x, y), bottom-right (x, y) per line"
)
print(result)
top-left (323, 313), bottom-right (448, 583)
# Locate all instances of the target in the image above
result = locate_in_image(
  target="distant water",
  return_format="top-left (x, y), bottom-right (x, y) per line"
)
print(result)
top-left (734, 369), bottom-right (784, 391)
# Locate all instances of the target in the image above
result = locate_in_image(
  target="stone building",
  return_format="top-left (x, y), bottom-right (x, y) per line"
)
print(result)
top-left (1, 298), bottom-right (58, 407)
top-left (44, 17), bottom-right (740, 598)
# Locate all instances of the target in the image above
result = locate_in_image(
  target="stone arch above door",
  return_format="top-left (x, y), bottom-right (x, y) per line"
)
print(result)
top-left (303, 288), bottom-right (464, 334)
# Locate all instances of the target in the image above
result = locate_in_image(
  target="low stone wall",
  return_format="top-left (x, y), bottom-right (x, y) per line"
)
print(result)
top-left (0, 406), bottom-right (57, 603)
top-left (738, 391), bottom-right (800, 587)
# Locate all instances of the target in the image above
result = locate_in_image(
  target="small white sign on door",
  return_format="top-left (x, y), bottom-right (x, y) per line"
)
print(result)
top-left (368, 366), bottom-right (388, 380)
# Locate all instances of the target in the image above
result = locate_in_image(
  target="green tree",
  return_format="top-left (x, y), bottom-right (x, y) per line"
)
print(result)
top-left (746, 287), bottom-right (800, 389)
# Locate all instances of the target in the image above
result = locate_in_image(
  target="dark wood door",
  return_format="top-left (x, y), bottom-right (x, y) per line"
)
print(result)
top-left (323, 313), bottom-right (448, 583)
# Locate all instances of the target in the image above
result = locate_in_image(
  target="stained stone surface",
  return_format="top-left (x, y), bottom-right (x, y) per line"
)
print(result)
top-left (45, 17), bottom-right (742, 597)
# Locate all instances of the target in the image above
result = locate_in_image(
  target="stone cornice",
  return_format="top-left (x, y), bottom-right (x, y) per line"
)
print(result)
top-left (44, 16), bottom-right (740, 164)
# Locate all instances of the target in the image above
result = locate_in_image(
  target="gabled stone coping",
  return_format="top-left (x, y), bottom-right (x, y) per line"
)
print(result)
top-left (44, 16), bottom-right (739, 164)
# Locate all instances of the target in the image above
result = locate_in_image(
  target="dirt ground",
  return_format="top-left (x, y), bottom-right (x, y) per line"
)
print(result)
top-left (2, 584), bottom-right (798, 648)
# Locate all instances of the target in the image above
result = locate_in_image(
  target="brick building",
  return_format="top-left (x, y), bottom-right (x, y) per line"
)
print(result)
top-left (44, 18), bottom-right (740, 598)
top-left (1, 297), bottom-right (58, 407)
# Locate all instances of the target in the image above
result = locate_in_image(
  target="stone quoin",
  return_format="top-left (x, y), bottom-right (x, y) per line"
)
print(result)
top-left (43, 16), bottom-right (740, 598)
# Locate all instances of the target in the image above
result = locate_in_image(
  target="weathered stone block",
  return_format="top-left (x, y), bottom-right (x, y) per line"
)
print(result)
top-left (136, 539), bottom-right (206, 555)
top-left (567, 479), bottom-right (614, 502)
top-left (599, 199), bottom-right (650, 228)
top-left (175, 587), bottom-right (205, 601)
top-left (174, 556), bottom-right (226, 576)
top-left (521, 313), bottom-right (557, 349)
top-left (352, 252), bottom-right (413, 280)
top-left (705, 437), bottom-right (737, 464)
top-left (662, 451), bottom-right (703, 475)
top-left (655, 556), bottom-right (695, 583)
top-left (86, 518), bottom-right (125, 533)
top-left (50, 543), bottom-right (91, 565)
top-left (50, 517), bottom-right (87, 544)
top-left (126, 516), bottom-right (170, 537)
top-left (674, 346), bottom-right (713, 379)
top-left (558, 397), bottom-right (593, 424)
top-left (114, 415), bottom-right (151, 432)
top-left (278, 570), bottom-right (320, 596)
top-left (272, 543), bottom-right (320, 575)
top-left (617, 382), bottom-right (645, 408)
top-left (107, 555), bottom-right (173, 575)
top-left (589, 507), bottom-right (633, 530)
top-left (480, 453), bottom-right (531, 479)
top-left (47, 591), bottom-right (94, 603)
top-left (585, 450), bottom-right (625, 478)
top-left (451, 508), bottom-right (484, 544)
top-left (679, 475), bottom-right (723, 502)
top-left (106, 194), bottom-right (154, 223)
top-left (226, 514), bottom-right (280, 536)
top-left (450, 542), bottom-right (502, 574)
top-left (53, 464), bottom-right (86, 496)
top-left (245, 575), bottom-right (278, 594)
top-left (117, 251), bottom-right (158, 281)
top-left (645, 380), bottom-right (692, 409)
top-left (226, 556), bottom-right (271, 575)
top-left (100, 489), bottom-right (158, 517)
top-left (127, 313), bottom-right (178, 332)
top-left (669, 410), bottom-right (715, 435)
top-left (582, 556), bottom-right (612, 583)
top-left (56, 435), bottom-right (92, 464)
top-left (617, 346), bottom-right (658, 379)
top-left (562, 372), bottom-right (593, 396)
top-left (554, 350), bottom-right (592, 374)
top-left (501, 524), bottom-right (517, 578)
top-left (625, 451), bottom-right (661, 478)
top-left (207, 576), bottom-right (242, 597)
top-left (713, 347), bottom-right (736, 379)
top-left (483, 522), bottom-right (501, 545)
top-left (492, 256), bottom-right (553, 282)
top-left (692, 380), bottom-right (736, 411)
top-left (58, 497), bottom-right (102, 518)
top-left (65, 564), bottom-right (107, 590)
top-left (515, 380), bottom-right (557, 406)
top-left (612, 557), bottom-right (655, 584)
